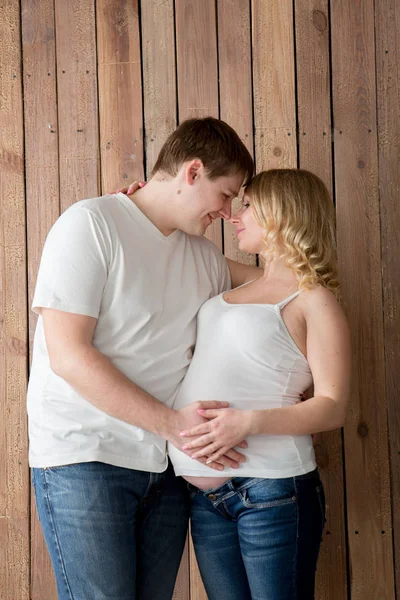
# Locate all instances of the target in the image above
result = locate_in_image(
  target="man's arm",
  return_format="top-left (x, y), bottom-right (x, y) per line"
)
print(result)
top-left (42, 308), bottom-right (245, 469)
top-left (225, 258), bottom-right (262, 288)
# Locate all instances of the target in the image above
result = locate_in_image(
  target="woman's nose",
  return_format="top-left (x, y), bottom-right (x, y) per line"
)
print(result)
top-left (229, 211), bottom-right (241, 224)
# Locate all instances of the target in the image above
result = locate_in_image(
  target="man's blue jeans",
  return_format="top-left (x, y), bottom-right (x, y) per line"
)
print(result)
top-left (189, 469), bottom-right (325, 600)
top-left (32, 461), bottom-right (189, 600)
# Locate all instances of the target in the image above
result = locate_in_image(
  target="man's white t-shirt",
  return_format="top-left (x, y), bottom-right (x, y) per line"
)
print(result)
top-left (27, 193), bottom-right (230, 472)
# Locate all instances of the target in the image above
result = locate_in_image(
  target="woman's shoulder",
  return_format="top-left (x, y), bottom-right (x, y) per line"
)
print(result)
top-left (299, 285), bottom-right (345, 319)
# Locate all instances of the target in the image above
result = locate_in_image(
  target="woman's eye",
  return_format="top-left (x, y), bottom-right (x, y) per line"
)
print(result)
top-left (242, 202), bottom-right (250, 209)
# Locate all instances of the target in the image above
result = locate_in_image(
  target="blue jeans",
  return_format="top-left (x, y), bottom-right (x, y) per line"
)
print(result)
top-left (189, 469), bottom-right (325, 600)
top-left (32, 461), bottom-right (189, 600)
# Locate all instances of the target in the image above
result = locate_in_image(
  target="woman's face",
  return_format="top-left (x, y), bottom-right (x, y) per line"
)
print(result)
top-left (230, 194), bottom-right (264, 254)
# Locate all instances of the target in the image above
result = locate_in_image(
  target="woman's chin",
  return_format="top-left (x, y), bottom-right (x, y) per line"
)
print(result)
top-left (238, 240), bottom-right (255, 255)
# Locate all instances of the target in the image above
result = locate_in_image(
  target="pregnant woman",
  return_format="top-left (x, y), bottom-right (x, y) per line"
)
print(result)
top-left (169, 169), bottom-right (351, 600)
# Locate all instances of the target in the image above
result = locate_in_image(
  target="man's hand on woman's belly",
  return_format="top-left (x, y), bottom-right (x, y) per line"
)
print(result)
top-left (179, 406), bottom-right (253, 465)
top-left (168, 401), bottom-right (248, 471)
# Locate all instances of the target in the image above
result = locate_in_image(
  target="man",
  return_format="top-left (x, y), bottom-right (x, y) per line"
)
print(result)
top-left (28, 117), bottom-right (259, 600)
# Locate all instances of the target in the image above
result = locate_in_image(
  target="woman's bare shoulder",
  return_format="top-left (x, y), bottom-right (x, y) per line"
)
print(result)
top-left (299, 286), bottom-right (346, 319)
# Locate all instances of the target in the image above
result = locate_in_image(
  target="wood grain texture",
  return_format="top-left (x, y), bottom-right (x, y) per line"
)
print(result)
top-left (141, 0), bottom-right (177, 178)
top-left (175, 3), bottom-right (221, 592)
top-left (22, 0), bottom-right (60, 358)
top-left (1, 1), bottom-right (399, 598)
top-left (188, 532), bottom-right (207, 600)
top-left (21, 1), bottom-right (60, 596)
top-left (97, 0), bottom-right (144, 193)
top-left (175, 0), bottom-right (222, 249)
top-left (0, 1), bottom-right (29, 598)
top-left (294, 2), bottom-right (347, 597)
top-left (141, 4), bottom-right (185, 595)
top-left (218, 0), bottom-right (256, 266)
top-left (331, 0), bottom-right (395, 597)
top-left (172, 537), bottom-right (190, 600)
top-left (375, 0), bottom-right (400, 592)
top-left (0, 518), bottom-right (30, 600)
top-left (252, 0), bottom-right (297, 170)
top-left (55, 0), bottom-right (100, 210)
top-left (295, 0), bottom-right (332, 191)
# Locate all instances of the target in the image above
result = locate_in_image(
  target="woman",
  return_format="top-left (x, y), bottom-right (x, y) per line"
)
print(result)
top-left (168, 169), bottom-right (351, 599)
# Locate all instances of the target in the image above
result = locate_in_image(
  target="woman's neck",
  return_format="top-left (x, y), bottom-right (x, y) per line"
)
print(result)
top-left (260, 257), bottom-right (298, 288)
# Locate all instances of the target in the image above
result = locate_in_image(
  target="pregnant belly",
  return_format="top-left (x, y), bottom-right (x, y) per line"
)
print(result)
top-left (183, 474), bottom-right (230, 491)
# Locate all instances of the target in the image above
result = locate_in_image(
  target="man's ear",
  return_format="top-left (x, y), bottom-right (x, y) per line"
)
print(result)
top-left (186, 159), bottom-right (205, 186)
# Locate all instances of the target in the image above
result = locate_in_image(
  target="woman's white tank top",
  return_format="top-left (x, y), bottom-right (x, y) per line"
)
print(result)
top-left (168, 290), bottom-right (316, 478)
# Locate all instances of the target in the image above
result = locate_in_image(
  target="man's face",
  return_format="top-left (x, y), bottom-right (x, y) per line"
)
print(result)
top-left (177, 163), bottom-right (245, 236)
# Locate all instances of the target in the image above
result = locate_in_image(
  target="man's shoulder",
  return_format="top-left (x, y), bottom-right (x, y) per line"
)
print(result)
top-left (59, 194), bottom-right (127, 229)
top-left (70, 194), bottom-right (118, 216)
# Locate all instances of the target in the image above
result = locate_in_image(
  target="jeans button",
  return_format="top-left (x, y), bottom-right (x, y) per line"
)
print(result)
top-left (207, 493), bottom-right (217, 500)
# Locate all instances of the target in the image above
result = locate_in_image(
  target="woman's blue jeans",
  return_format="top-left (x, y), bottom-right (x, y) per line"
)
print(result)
top-left (32, 461), bottom-right (189, 600)
top-left (189, 469), bottom-right (325, 600)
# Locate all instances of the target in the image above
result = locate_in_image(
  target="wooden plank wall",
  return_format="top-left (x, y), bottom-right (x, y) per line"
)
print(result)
top-left (0, 3), bottom-right (29, 600)
top-left (0, 1), bottom-right (398, 598)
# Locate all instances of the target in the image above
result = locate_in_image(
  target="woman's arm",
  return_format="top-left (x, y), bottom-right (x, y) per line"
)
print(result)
top-left (180, 288), bottom-right (351, 461)
top-left (226, 257), bottom-right (262, 288)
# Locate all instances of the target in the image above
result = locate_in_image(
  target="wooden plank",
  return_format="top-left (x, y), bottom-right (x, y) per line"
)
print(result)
top-left (294, 3), bottom-right (347, 598)
top-left (252, 0), bottom-right (297, 170)
top-left (175, 0), bottom-right (221, 249)
top-left (22, 0), bottom-right (60, 357)
top-left (172, 537), bottom-right (190, 600)
top-left (0, 518), bottom-right (30, 600)
top-left (21, 1), bottom-right (60, 597)
top-left (175, 3), bottom-right (221, 594)
top-left (175, 0), bottom-right (219, 120)
top-left (295, 1), bottom-right (333, 192)
top-left (218, 0), bottom-right (256, 267)
top-left (189, 532), bottom-right (206, 600)
top-left (0, 1), bottom-right (29, 598)
top-left (140, 5), bottom-right (186, 596)
top-left (375, 0), bottom-right (400, 592)
top-left (96, 0), bottom-right (144, 194)
top-left (330, 0), bottom-right (395, 597)
top-left (55, 0), bottom-right (100, 211)
top-left (141, 0), bottom-right (177, 179)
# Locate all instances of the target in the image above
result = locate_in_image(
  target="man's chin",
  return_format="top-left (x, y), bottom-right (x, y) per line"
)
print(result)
top-left (182, 222), bottom-right (208, 237)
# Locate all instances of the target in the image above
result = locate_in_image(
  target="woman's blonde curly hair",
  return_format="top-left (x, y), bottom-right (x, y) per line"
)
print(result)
top-left (245, 169), bottom-right (340, 297)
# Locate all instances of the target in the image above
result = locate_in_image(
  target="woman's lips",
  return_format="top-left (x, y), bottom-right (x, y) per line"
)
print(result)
top-left (236, 228), bottom-right (245, 235)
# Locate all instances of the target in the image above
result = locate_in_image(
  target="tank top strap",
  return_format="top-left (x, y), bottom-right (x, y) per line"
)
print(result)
top-left (276, 291), bottom-right (300, 310)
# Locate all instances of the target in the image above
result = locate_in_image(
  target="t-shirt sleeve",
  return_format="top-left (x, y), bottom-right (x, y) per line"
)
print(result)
top-left (32, 206), bottom-right (109, 318)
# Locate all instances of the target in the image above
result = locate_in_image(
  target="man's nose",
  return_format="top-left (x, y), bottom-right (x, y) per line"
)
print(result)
top-left (219, 199), bottom-right (232, 220)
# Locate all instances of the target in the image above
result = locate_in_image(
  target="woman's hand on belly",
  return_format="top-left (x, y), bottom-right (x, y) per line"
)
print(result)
top-left (179, 407), bottom-right (253, 465)
top-left (169, 402), bottom-right (248, 471)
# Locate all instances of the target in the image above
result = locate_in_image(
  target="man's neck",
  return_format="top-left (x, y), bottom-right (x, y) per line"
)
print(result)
top-left (127, 180), bottom-right (177, 236)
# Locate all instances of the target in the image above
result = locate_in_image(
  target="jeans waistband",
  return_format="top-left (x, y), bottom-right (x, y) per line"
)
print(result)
top-left (188, 469), bottom-right (320, 497)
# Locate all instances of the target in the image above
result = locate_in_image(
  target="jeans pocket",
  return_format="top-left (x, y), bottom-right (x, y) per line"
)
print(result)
top-left (241, 479), bottom-right (297, 509)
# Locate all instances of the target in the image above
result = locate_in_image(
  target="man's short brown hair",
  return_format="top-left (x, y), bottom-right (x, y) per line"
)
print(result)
top-left (152, 117), bottom-right (254, 185)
